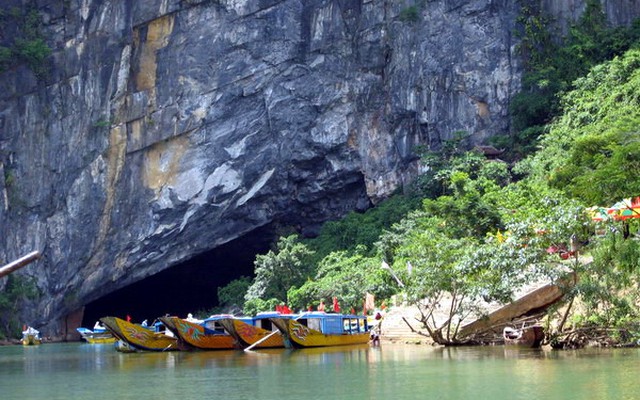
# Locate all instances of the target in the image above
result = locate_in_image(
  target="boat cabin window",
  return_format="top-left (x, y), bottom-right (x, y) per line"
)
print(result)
top-left (359, 318), bottom-right (367, 332)
top-left (256, 319), bottom-right (274, 331)
top-left (204, 320), bottom-right (225, 332)
top-left (340, 318), bottom-right (368, 333)
top-left (308, 318), bottom-right (321, 332)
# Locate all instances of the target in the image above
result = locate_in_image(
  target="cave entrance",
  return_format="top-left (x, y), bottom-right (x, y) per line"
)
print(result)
top-left (81, 225), bottom-right (278, 327)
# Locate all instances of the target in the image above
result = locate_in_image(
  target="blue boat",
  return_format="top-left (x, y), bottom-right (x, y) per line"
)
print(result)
top-left (270, 312), bottom-right (371, 348)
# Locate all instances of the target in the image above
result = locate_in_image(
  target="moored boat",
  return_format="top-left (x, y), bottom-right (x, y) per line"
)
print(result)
top-left (100, 316), bottom-right (178, 352)
top-left (503, 325), bottom-right (545, 348)
top-left (76, 325), bottom-right (116, 344)
top-left (159, 315), bottom-right (238, 350)
top-left (271, 312), bottom-right (371, 348)
top-left (21, 326), bottom-right (42, 346)
top-left (220, 312), bottom-right (294, 349)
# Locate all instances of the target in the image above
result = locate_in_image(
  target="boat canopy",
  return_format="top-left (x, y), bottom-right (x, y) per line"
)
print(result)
top-left (297, 313), bottom-right (369, 335)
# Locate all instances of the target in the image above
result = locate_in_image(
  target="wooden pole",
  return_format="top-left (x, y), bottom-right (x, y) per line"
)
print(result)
top-left (0, 251), bottom-right (40, 279)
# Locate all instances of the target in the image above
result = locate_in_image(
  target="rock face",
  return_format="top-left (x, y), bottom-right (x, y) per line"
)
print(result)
top-left (0, 0), bottom-right (638, 337)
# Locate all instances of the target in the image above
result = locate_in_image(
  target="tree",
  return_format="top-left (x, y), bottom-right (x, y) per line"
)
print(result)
top-left (217, 276), bottom-right (251, 311)
top-left (0, 274), bottom-right (38, 339)
top-left (505, 1), bottom-right (640, 161)
top-left (244, 235), bottom-right (315, 310)
top-left (523, 49), bottom-right (640, 206)
top-left (376, 177), bottom-right (586, 345)
top-left (305, 194), bottom-right (420, 263)
top-left (287, 246), bottom-right (393, 312)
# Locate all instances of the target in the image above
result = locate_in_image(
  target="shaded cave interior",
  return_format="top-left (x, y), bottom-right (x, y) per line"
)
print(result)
top-left (80, 225), bottom-right (279, 327)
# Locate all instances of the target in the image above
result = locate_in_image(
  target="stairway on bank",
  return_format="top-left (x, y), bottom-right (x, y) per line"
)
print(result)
top-left (377, 305), bottom-right (430, 343)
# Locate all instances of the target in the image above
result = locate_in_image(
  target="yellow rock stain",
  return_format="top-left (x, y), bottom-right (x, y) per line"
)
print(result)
top-left (135, 14), bottom-right (175, 92)
top-left (142, 136), bottom-right (188, 193)
top-left (476, 100), bottom-right (490, 118)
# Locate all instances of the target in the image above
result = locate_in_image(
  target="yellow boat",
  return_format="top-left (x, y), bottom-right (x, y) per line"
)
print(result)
top-left (219, 312), bottom-right (291, 349)
top-left (100, 316), bottom-right (178, 351)
top-left (271, 312), bottom-right (371, 348)
top-left (21, 326), bottom-right (42, 346)
top-left (76, 327), bottom-right (116, 344)
top-left (160, 315), bottom-right (238, 350)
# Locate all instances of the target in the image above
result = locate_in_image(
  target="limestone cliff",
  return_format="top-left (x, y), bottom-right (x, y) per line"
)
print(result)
top-left (0, 0), bottom-right (638, 337)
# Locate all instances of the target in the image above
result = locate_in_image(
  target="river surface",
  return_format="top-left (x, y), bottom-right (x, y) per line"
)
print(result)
top-left (1, 342), bottom-right (639, 399)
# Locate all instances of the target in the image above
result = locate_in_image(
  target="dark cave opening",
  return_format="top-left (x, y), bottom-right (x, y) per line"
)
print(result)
top-left (80, 225), bottom-right (278, 327)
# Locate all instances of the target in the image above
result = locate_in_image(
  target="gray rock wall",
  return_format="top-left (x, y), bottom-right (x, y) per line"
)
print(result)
top-left (0, 0), bottom-right (638, 336)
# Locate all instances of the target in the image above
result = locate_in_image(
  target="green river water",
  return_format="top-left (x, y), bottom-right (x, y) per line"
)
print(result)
top-left (0, 342), bottom-right (638, 399)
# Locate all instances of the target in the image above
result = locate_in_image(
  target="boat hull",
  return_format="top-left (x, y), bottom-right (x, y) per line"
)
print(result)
top-left (221, 318), bottom-right (285, 349)
top-left (22, 335), bottom-right (41, 346)
top-left (85, 336), bottom-right (117, 344)
top-left (161, 316), bottom-right (237, 350)
top-left (272, 318), bottom-right (370, 348)
top-left (21, 327), bottom-right (42, 346)
top-left (100, 317), bottom-right (178, 351)
top-left (77, 327), bottom-right (116, 344)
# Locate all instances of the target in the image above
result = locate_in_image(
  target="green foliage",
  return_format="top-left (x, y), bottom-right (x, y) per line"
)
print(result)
top-left (3, 168), bottom-right (15, 188)
top-left (93, 118), bottom-right (113, 129)
top-left (411, 133), bottom-right (487, 198)
top-left (508, 1), bottom-right (640, 161)
top-left (305, 194), bottom-right (420, 262)
top-left (399, 6), bottom-right (420, 23)
top-left (0, 7), bottom-right (51, 77)
top-left (523, 49), bottom-right (640, 206)
top-left (511, 2), bottom-right (561, 140)
top-left (570, 230), bottom-right (640, 328)
top-left (0, 46), bottom-right (11, 70)
top-left (243, 298), bottom-right (280, 316)
top-left (376, 168), bottom-right (586, 344)
top-left (287, 247), bottom-right (394, 312)
top-left (217, 276), bottom-right (251, 310)
top-left (244, 235), bottom-right (315, 305)
top-left (14, 38), bottom-right (51, 77)
top-left (422, 189), bottom-right (502, 240)
top-left (0, 275), bottom-right (39, 340)
top-left (377, 208), bottom-right (514, 344)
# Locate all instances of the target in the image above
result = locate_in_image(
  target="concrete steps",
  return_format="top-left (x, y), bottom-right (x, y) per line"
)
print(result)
top-left (376, 306), bottom-right (430, 343)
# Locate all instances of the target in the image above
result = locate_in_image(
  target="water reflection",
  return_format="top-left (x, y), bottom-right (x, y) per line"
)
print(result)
top-left (1, 343), bottom-right (639, 400)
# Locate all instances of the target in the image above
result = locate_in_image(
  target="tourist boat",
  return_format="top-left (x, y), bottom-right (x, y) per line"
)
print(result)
top-left (100, 316), bottom-right (178, 352)
top-left (76, 324), bottom-right (116, 344)
top-left (270, 312), bottom-right (371, 348)
top-left (21, 326), bottom-right (42, 346)
top-left (503, 325), bottom-right (545, 348)
top-left (219, 312), bottom-right (295, 349)
top-left (159, 315), bottom-right (238, 350)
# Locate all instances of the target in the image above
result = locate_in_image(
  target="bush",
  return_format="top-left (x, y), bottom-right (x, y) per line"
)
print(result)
top-left (0, 7), bottom-right (51, 77)
top-left (0, 46), bottom-right (12, 72)
top-left (14, 38), bottom-right (50, 77)
top-left (399, 6), bottom-right (420, 22)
